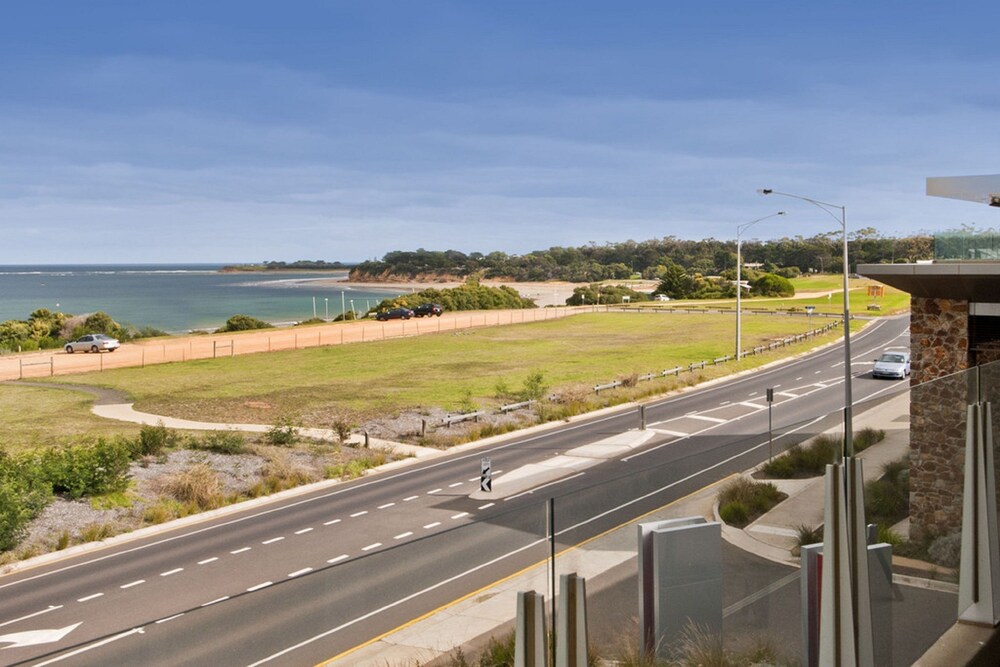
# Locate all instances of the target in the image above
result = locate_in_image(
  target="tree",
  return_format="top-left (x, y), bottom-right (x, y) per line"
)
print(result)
top-left (655, 261), bottom-right (695, 299)
top-left (750, 273), bottom-right (795, 297)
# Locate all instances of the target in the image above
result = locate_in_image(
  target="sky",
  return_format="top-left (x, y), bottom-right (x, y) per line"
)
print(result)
top-left (2, 1), bottom-right (999, 264)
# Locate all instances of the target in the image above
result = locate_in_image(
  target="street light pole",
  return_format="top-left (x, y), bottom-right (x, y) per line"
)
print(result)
top-left (736, 212), bottom-right (786, 360)
top-left (759, 188), bottom-right (852, 458)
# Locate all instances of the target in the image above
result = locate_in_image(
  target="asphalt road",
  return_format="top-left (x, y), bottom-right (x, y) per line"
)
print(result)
top-left (0, 315), bottom-right (914, 666)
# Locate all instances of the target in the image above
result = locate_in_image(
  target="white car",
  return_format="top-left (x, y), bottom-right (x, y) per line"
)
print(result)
top-left (65, 334), bottom-right (120, 353)
top-left (872, 351), bottom-right (910, 379)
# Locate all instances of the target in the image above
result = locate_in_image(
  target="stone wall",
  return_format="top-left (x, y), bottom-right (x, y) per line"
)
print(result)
top-left (909, 297), bottom-right (970, 540)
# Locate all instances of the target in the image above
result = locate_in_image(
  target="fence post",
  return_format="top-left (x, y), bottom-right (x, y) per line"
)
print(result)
top-left (19, 359), bottom-right (23, 380)
top-left (50, 358), bottom-right (54, 376)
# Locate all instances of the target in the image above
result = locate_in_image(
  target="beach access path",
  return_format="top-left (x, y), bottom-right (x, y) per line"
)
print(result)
top-left (0, 306), bottom-right (593, 382)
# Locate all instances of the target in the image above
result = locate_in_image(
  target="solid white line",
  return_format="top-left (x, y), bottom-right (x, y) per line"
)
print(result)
top-left (723, 571), bottom-right (800, 617)
top-left (394, 532), bottom-right (413, 540)
top-left (504, 472), bottom-right (586, 501)
top-left (231, 547), bottom-right (251, 554)
top-left (423, 522), bottom-right (441, 529)
top-left (478, 503), bottom-right (495, 510)
top-left (288, 568), bottom-right (313, 578)
top-left (350, 511), bottom-right (368, 518)
top-left (777, 391), bottom-right (797, 398)
top-left (362, 543), bottom-right (382, 551)
top-left (247, 581), bottom-right (272, 592)
top-left (378, 503), bottom-right (395, 509)
top-left (262, 537), bottom-right (285, 545)
top-left (160, 568), bottom-right (183, 577)
top-left (687, 414), bottom-right (727, 423)
top-left (739, 402), bottom-right (766, 410)
top-left (448, 482), bottom-right (463, 488)
top-left (120, 579), bottom-right (145, 589)
top-left (427, 488), bottom-right (442, 494)
top-left (748, 391), bottom-right (758, 396)
top-left (198, 557), bottom-right (219, 564)
top-left (451, 512), bottom-right (469, 520)
top-left (650, 428), bottom-right (688, 437)
top-left (812, 382), bottom-right (828, 388)
top-left (202, 596), bottom-right (229, 607)
top-left (31, 627), bottom-right (144, 666)
top-left (323, 519), bottom-right (341, 526)
top-left (0, 605), bottom-right (63, 628)
top-left (156, 613), bottom-right (185, 624)
top-left (403, 496), bottom-right (419, 502)
top-left (327, 555), bottom-right (349, 564)
top-left (719, 400), bottom-right (731, 405)
top-left (294, 528), bottom-right (313, 535)
top-left (77, 593), bottom-right (103, 602)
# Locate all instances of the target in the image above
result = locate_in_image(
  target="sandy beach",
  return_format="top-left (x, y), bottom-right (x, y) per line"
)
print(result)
top-left (316, 277), bottom-right (593, 308)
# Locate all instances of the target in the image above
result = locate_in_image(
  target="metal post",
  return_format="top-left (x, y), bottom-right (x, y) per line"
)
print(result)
top-left (640, 404), bottom-right (646, 431)
top-left (767, 388), bottom-right (774, 462)
top-left (548, 497), bottom-right (556, 666)
top-left (341, 291), bottom-right (346, 320)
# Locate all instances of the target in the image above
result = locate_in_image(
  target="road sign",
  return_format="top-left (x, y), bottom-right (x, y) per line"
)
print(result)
top-left (805, 306), bottom-right (815, 314)
top-left (480, 457), bottom-right (492, 492)
top-left (766, 388), bottom-right (774, 402)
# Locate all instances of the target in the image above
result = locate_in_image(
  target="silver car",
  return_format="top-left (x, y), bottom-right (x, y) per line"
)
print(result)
top-left (872, 351), bottom-right (910, 379)
top-left (65, 334), bottom-right (120, 353)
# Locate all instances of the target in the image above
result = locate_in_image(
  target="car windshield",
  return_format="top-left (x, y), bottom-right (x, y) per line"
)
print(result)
top-left (879, 354), bottom-right (905, 363)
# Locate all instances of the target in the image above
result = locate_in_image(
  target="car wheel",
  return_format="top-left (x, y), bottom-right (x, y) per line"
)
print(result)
top-left (65, 345), bottom-right (74, 354)
top-left (91, 345), bottom-right (99, 353)
top-left (108, 348), bottom-right (116, 353)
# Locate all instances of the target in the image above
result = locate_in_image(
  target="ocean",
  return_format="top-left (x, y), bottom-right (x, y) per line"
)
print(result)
top-left (0, 265), bottom-right (405, 333)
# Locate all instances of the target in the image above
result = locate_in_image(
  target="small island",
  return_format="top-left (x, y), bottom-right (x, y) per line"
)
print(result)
top-left (221, 260), bottom-right (355, 272)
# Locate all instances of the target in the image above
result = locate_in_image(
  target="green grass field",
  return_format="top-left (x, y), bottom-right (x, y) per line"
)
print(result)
top-left (2, 311), bottom-right (853, 450)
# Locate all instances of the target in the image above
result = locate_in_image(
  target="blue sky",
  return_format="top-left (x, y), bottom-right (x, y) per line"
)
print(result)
top-left (2, 1), bottom-right (998, 264)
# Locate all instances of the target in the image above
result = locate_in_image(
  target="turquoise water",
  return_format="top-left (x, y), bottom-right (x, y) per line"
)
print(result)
top-left (0, 265), bottom-right (404, 333)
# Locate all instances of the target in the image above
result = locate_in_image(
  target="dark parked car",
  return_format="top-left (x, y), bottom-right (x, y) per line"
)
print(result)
top-left (375, 307), bottom-right (414, 321)
top-left (65, 333), bottom-right (120, 353)
top-left (413, 303), bottom-right (443, 317)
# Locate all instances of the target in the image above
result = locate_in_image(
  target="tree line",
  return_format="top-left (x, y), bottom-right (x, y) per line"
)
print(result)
top-left (349, 232), bottom-right (933, 283)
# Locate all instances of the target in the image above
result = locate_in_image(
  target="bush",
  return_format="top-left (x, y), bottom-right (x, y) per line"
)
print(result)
top-left (0, 455), bottom-right (54, 551)
top-left (520, 371), bottom-right (548, 401)
top-left (192, 431), bottom-right (248, 455)
top-left (40, 439), bottom-right (132, 499)
top-left (929, 532), bottom-right (961, 568)
top-left (158, 464), bottom-right (224, 510)
top-left (717, 477), bottom-right (786, 527)
top-left (135, 423), bottom-right (178, 458)
top-left (215, 314), bottom-right (274, 333)
top-left (719, 501), bottom-right (750, 526)
top-left (761, 435), bottom-right (839, 478)
top-left (266, 416), bottom-right (299, 445)
top-left (854, 426), bottom-right (886, 452)
top-left (865, 479), bottom-right (906, 524)
top-left (761, 452), bottom-right (797, 478)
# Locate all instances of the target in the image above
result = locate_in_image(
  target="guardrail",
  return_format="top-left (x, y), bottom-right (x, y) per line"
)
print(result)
top-left (499, 400), bottom-right (536, 414)
top-left (442, 410), bottom-right (489, 427)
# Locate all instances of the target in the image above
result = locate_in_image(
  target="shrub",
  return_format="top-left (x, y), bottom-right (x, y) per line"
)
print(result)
top-left (135, 423), bottom-right (177, 458)
top-left (520, 371), bottom-right (549, 401)
top-left (41, 439), bottom-right (132, 499)
top-left (761, 435), bottom-right (839, 478)
top-left (266, 416), bottom-right (299, 445)
top-left (332, 419), bottom-right (352, 443)
top-left (158, 464), bottom-right (224, 510)
top-left (854, 427), bottom-right (886, 452)
top-left (717, 477), bottom-right (786, 527)
top-left (865, 479), bottom-right (906, 524)
top-left (929, 532), bottom-right (961, 568)
top-left (796, 523), bottom-right (823, 548)
top-left (215, 314), bottom-right (274, 333)
top-left (719, 501), bottom-right (750, 526)
top-left (761, 453), bottom-right (796, 478)
top-left (193, 431), bottom-right (248, 455)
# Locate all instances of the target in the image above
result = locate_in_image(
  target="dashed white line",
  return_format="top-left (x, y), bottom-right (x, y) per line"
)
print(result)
top-left (323, 519), bottom-right (341, 526)
top-left (394, 532), bottom-right (413, 540)
top-left (120, 580), bottom-right (145, 589)
top-left (451, 512), bottom-right (469, 520)
top-left (327, 555), bottom-right (349, 564)
top-left (202, 596), bottom-right (230, 607)
top-left (231, 547), bottom-right (251, 554)
top-left (448, 482), bottom-right (463, 488)
top-left (198, 557), bottom-right (219, 565)
top-left (288, 568), bottom-right (313, 578)
top-left (467, 477), bottom-right (479, 482)
top-left (403, 495), bottom-right (419, 502)
top-left (423, 522), bottom-right (441, 529)
top-left (427, 488), bottom-right (442, 494)
top-left (77, 593), bottom-right (103, 602)
top-left (719, 400), bottom-right (731, 405)
top-left (478, 503), bottom-right (495, 510)
top-left (377, 503), bottom-right (395, 509)
top-left (362, 542), bottom-right (382, 551)
top-left (795, 376), bottom-right (803, 381)
top-left (262, 537), bottom-right (285, 545)
top-left (247, 581), bottom-right (272, 592)
top-left (294, 528), bottom-right (313, 535)
top-left (160, 568), bottom-right (183, 577)
top-left (350, 511), bottom-right (368, 518)
top-left (748, 391), bottom-right (758, 396)
top-left (156, 613), bottom-right (185, 624)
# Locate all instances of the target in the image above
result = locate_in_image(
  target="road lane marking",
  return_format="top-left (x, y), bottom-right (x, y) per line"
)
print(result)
top-left (505, 472), bottom-right (586, 501)
top-left (427, 488), bottom-right (442, 494)
top-left (394, 532), bottom-right (413, 540)
top-left (719, 400), bottom-right (731, 405)
top-left (403, 496), bottom-right (419, 502)
top-left (156, 614), bottom-right (185, 624)
top-left (120, 580), bottom-right (145, 589)
top-left (748, 391), bottom-right (758, 396)
top-left (739, 402), bottom-right (766, 410)
top-left (288, 568), bottom-right (313, 578)
top-left (202, 596), bottom-right (229, 607)
top-left (230, 547), bottom-right (251, 554)
top-left (795, 376), bottom-right (803, 381)
top-left (294, 528), bottom-right (313, 535)
top-left (77, 593), bottom-right (103, 602)
top-left (262, 537), bottom-right (285, 545)
top-left (31, 627), bottom-right (144, 667)
top-left (687, 414), bottom-right (726, 423)
top-left (724, 570), bottom-right (799, 617)
top-left (812, 383), bottom-right (828, 388)
top-left (198, 557), bottom-right (219, 565)
top-left (362, 543), bottom-right (382, 551)
top-left (350, 511), bottom-right (368, 518)
top-left (323, 519), bottom-right (341, 525)
top-left (777, 391), bottom-right (797, 398)
top-left (451, 512), bottom-right (469, 520)
top-left (0, 605), bottom-right (63, 628)
top-left (649, 428), bottom-right (688, 437)
top-left (423, 522), bottom-right (441, 529)
top-left (478, 503), bottom-right (495, 510)
top-left (327, 555), bottom-right (349, 564)
top-left (377, 503), bottom-right (395, 509)
top-left (448, 482), bottom-right (463, 488)
top-left (247, 581), bottom-right (272, 592)
top-left (160, 568), bottom-right (183, 577)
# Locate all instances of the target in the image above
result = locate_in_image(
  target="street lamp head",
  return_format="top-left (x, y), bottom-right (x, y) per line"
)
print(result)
top-left (758, 188), bottom-right (773, 195)
top-left (777, 210), bottom-right (786, 215)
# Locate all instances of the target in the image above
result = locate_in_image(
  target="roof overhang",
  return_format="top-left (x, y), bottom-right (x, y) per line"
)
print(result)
top-left (858, 263), bottom-right (1000, 301)
top-left (927, 174), bottom-right (1000, 207)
